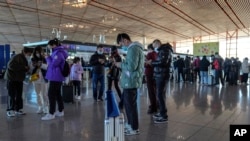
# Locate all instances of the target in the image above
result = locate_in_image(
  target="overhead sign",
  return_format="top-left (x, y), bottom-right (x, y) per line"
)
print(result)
top-left (193, 42), bottom-right (219, 56)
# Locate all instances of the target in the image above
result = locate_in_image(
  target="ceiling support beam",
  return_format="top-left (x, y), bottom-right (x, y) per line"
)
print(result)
top-left (90, 0), bottom-right (190, 39)
top-left (226, 29), bottom-right (238, 58)
top-left (156, 0), bottom-right (216, 35)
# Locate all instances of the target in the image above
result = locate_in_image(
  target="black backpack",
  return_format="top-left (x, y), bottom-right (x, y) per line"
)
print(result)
top-left (61, 61), bottom-right (70, 77)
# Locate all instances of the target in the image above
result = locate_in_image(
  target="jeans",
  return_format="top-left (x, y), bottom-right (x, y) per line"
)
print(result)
top-left (200, 71), bottom-right (208, 84)
top-left (92, 73), bottom-right (105, 100)
top-left (155, 78), bottom-right (168, 118)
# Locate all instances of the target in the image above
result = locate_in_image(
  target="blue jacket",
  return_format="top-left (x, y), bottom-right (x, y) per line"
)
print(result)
top-left (46, 46), bottom-right (68, 82)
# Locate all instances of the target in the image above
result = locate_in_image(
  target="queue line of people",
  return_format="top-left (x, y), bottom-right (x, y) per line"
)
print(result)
top-left (171, 52), bottom-right (249, 86)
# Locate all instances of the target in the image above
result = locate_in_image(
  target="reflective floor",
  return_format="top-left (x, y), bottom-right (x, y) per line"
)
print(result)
top-left (0, 79), bottom-right (250, 141)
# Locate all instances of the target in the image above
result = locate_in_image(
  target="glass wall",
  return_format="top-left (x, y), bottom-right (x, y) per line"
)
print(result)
top-left (175, 33), bottom-right (250, 62)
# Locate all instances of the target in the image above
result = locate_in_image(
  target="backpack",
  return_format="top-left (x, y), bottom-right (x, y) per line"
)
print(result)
top-left (61, 61), bottom-right (70, 77)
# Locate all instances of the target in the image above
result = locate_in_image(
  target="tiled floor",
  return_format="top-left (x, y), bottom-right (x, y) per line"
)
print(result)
top-left (0, 79), bottom-right (249, 141)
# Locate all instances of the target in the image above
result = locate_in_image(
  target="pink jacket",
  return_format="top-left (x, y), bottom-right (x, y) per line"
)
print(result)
top-left (70, 63), bottom-right (84, 81)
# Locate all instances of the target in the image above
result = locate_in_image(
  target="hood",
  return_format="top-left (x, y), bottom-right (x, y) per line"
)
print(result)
top-left (128, 41), bottom-right (144, 50)
top-left (53, 46), bottom-right (68, 59)
top-left (158, 43), bottom-right (173, 52)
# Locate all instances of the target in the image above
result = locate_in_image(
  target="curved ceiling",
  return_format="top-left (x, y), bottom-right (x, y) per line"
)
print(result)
top-left (0, 0), bottom-right (250, 51)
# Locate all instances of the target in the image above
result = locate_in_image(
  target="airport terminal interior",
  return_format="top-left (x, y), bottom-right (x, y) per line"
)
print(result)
top-left (1, 0), bottom-right (250, 141)
top-left (0, 76), bottom-right (250, 141)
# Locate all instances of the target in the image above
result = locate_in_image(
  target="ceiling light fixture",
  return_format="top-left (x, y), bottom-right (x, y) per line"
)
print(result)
top-left (63, 0), bottom-right (87, 8)
top-left (51, 28), bottom-right (62, 39)
top-left (102, 15), bottom-right (119, 23)
top-left (60, 23), bottom-right (89, 29)
top-left (165, 0), bottom-right (183, 5)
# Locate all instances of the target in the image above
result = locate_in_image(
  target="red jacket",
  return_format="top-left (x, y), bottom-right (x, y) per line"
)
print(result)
top-left (144, 51), bottom-right (157, 76)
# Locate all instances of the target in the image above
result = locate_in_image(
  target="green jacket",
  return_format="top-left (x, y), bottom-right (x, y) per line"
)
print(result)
top-left (5, 53), bottom-right (29, 81)
top-left (120, 42), bottom-right (145, 89)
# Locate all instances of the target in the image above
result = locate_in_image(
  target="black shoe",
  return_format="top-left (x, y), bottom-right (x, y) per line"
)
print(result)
top-left (152, 113), bottom-right (161, 119)
top-left (154, 117), bottom-right (168, 124)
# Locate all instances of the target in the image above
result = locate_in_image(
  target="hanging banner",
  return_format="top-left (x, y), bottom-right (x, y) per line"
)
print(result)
top-left (193, 42), bottom-right (219, 56)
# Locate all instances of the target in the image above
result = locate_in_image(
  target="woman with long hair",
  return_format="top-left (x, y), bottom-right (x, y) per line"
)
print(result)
top-left (30, 46), bottom-right (49, 114)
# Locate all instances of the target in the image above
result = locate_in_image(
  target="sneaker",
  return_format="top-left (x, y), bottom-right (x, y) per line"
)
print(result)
top-left (41, 113), bottom-right (55, 120)
top-left (124, 123), bottom-right (132, 133)
top-left (55, 111), bottom-right (64, 117)
top-left (15, 110), bottom-right (26, 115)
top-left (125, 129), bottom-right (140, 136)
top-left (152, 113), bottom-right (161, 119)
top-left (43, 106), bottom-right (49, 114)
top-left (154, 117), bottom-right (168, 124)
top-left (7, 111), bottom-right (15, 117)
top-left (97, 98), bottom-right (103, 102)
top-left (75, 96), bottom-right (81, 100)
top-left (36, 107), bottom-right (43, 114)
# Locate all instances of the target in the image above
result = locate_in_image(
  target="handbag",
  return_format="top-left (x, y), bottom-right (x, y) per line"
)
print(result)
top-left (30, 73), bottom-right (40, 82)
top-left (30, 68), bottom-right (40, 82)
top-left (106, 90), bottom-right (120, 117)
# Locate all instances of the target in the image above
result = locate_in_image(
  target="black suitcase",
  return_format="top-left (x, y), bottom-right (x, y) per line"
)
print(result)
top-left (61, 85), bottom-right (74, 103)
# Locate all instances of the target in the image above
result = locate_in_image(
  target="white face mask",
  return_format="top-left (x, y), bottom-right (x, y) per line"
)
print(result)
top-left (154, 48), bottom-right (158, 53)
top-left (97, 51), bottom-right (103, 54)
top-left (25, 55), bottom-right (31, 62)
top-left (36, 54), bottom-right (40, 57)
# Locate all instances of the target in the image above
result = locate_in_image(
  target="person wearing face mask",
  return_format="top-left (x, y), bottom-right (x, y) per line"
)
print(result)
top-left (107, 46), bottom-right (122, 102)
top-left (89, 45), bottom-right (107, 102)
top-left (30, 46), bottom-right (49, 114)
top-left (69, 57), bottom-right (84, 100)
top-left (151, 39), bottom-right (173, 124)
top-left (41, 38), bottom-right (68, 120)
top-left (116, 33), bottom-right (144, 136)
top-left (5, 47), bottom-right (33, 117)
top-left (144, 44), bottom-right (158, 114)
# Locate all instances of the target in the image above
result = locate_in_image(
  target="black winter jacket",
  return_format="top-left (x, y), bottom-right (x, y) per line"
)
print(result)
top-left (89, 52), bottom-right (107, 74)
top-left (152, 43), bottom-right (173, 79)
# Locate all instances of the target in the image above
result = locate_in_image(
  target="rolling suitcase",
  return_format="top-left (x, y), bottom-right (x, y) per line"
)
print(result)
top-left (61, 84), bottom-right (74, 103)
top-left (104, 90), bottom-right (124, 141)
top-left (104, 114), bottom-right (124, 141)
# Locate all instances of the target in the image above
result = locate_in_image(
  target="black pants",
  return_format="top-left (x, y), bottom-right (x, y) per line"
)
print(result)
top-left (72, 80), bottom-right (81, 96)
top-left (123, 88), bottom-right (138, 130)
top-left (7, 80), bottom-right (23, 111)
top-left (107, 78), bottom-right (122, 100)
top-left (48, 81), bottom-right (64, 114)
top-left (146, 75), bottom-right (157, 112)
top-left (178, 68), bottom-right (185, 82)
top-left (155, 78), bottom-right (168, 118)
top-left (194, 68), bottom-right (201, 82)
top-left (242, 73), bottom-right (248, 83)
top-left (215, 70), bottom-right (224, 85)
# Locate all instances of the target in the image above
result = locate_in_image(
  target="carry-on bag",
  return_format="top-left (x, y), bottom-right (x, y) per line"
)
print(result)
top-left (104, 90), bottom-right (124, 141)
top-left (61, 84), bottom-right (74, 103)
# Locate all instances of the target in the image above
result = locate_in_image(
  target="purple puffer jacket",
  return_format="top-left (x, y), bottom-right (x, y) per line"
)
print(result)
top-left (46, 46), bottom-right (68, 82)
